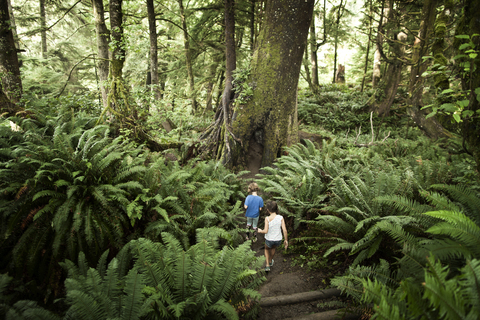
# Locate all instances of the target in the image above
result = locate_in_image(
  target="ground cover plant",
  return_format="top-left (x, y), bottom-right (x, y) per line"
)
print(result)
top-left (2, 1), bottom-right (480, 318)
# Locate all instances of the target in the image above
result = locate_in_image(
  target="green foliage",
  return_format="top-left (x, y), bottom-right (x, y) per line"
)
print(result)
top-left (0, 273), bottom-right (60, 320)
top-left (61, 233), bottom-right (265, 320)
top-left (257, 140), bottom-right (328, 229)
top-left (331, 186), bottom-right (480, 319)
top-left (422, 34), bottom-right (480, 123)
top-left (298, 89), bottom-right (369, 132)
top-left (143, 159), bottom-right (247, 248)
top-left (0, 111), bottom-right (149, 293)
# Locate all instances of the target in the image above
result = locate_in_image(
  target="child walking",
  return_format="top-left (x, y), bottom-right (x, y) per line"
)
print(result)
top-left (244, 182), bottom-right (263, 242)
top-left (257, 200), bottom-right (288, 272)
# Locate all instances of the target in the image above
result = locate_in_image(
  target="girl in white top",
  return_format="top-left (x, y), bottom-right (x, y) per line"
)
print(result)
top-left (257, 201), bottom-right (288, 272)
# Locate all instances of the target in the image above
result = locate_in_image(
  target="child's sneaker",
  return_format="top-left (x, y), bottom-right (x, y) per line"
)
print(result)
top-left (270, 259), bottom-right (274, 267)
top-left (264, 266), bottom-right (270, 272)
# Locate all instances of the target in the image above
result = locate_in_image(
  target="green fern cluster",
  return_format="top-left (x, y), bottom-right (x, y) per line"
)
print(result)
top-left (331, 185), bottom-right (480, 319)
top-left (0, 112), bottom-right (150, 294)
top-left (256, 140), bottom-right (329, 229)
top-left (61, 232), bottom-right (265, 320)
top-left (142, 158), bottom-right (247, 248)
top-left (0, 273), bottom-right (60, 320)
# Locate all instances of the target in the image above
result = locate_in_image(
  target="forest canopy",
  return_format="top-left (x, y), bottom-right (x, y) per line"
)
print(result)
top-left (1, 0), bottom-right (480, 319)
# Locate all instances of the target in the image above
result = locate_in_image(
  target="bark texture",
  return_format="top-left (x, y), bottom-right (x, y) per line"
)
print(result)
top-left (406, 0), bottom-right (450, 140)
top-left (39, 0), bottom-right (47, 58)
top-left (109, 0), bottom-right (124, 80)
top-left (0, 0), bottom-right (22, 105)
top-left (92, 0), bottom-right (110, 109)
top-left (178, 0), bottom-right (198, 113)
top-left (147, 0), bottom-right (160, 100)
top-left (230, 0), bottom-right (315, 168)
top-left (367, 0), bottom-right (403, 116)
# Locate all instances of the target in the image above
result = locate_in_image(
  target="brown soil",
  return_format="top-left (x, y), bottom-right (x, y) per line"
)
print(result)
top-left (239, 147), bottom-right (347, 320)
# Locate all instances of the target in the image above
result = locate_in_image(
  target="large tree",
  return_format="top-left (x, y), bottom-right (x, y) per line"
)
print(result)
top-left (0, 0), bottom-right (22, 111)
top-left (203, 0), bottom-right (315, 168)
top-left (92, 0), bottom-right (110, 109)
top-left (406, 0), bottom-right (450, 140)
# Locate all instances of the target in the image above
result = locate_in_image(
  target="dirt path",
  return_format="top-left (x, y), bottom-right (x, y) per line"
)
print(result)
top-left (239, 171), bottom-right (339, 319)
top-left (249, 232), bottom-right (333, 320)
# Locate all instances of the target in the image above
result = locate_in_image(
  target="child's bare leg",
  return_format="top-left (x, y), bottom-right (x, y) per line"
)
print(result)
top-left (270, 247), bottom-right (276, 262)
top-left (264, 247), bottom-right (272, 266)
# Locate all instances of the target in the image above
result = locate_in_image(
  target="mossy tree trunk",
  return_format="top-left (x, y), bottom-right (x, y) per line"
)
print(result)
top-left (367, 0), bottom-right (404, 116)
top-left (372, 0), bottom-right (387, 88)
top-left (39, 0), bottom-right (47, 59)
top-left (406, 0), bottom-right (450, 140)
top-left (178, 0), bottom-right (198, 114)
top-left (0, 0), bottom-right (22, 113)
top-left (229, 0), bottom-right (315, 168)
top-left (92, 0), bottom-right (110, 110)
top-left (147, 0), bottom-right (160, 101)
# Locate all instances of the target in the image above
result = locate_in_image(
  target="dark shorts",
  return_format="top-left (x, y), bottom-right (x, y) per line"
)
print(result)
top-left (265, 239), bottom-right (282, 249)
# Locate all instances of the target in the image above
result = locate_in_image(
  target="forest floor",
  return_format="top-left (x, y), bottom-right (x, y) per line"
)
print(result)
top-left (239, 165), bottom-right (351, 320)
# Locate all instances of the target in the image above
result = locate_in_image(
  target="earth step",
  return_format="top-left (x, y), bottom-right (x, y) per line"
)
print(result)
top-left (259, 288), bottom-right (342, 307)
top-left (283, 309), bottom-right (360, 320)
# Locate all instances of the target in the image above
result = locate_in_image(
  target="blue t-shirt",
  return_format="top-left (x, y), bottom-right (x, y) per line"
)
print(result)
top-left (245, 195), bottom-right (263, 218)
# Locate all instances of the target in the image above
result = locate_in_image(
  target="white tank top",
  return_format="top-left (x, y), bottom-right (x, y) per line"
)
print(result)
top-left (265, 215), bottom-right (283, 241)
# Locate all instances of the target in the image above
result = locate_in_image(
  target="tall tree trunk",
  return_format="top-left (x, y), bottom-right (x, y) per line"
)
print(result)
top-left (0, 0), bottom-right (22, 106)
top-left (361, 0), bottom-right (373, 92)
top-left (303, 48), bottom-right (312, 91)
top-left (217, 0), bottom-right (237, 160)
top-left (230, 0), bottom-right (315, 167)
top-left (372, 0), bottom-right (387, 88)
top-left (39, 0), bottom-right (47, 58)
top-left (367, 0), bottom-right (403, 116)
top-left (249, 0), bottom-right (255, 51)
top-left (332, 0), bottom-right (345, 84)
top-left (7, 0), bottom-right (18, 49)
top-left (310, 17), bottom-right (319, 89)
top-left (406, 0), bottom-right (450, 140)
top-left (92, 0), bottom-right (110, 109)
top-left (109, 0), bottom-right (124, 80)
top-left (177, 0), bottom-right (198, 114)
top-left (147, 0), bottom-right (160, 100)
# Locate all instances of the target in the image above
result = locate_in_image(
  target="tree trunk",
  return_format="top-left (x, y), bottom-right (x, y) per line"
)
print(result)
top-left (249, 0), bottom-right (255, 51)
top-left (0, 0), bottom-right (22, 105)
top-left (177, 0), bottom-right (198, 114)
top-left (147, 0), bottom-right (160, 100)
top-left (372, 0), bottom-right (387, 88)
top-left (310, 18), bottom-right (319, 89)
top-left (367, 0), bottom-right (403, 116)
top-left (39, 0), bottom-right (47, 59)
top-left (406, 0), bottom-right (450, 140)
top-left (230, 0), bottom-right (315, 168)
top-left (361, 0), bottom-right (373, 92)
top-left (109, 0), bottom-right (124, 80)
top-left (92, 0), bottom-right (110, 109)
top-left (303, 47), bottom-right (312, 91)
top-left (331, 0), bottom-right (345, 84)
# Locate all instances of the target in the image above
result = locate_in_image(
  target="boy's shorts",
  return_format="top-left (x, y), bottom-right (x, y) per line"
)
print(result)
top-left (246, 217), bottom-right (259, 229)
top-left (265, 239), bottom-right (282, 248)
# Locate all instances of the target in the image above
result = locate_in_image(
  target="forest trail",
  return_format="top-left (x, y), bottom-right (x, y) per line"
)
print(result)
top-left (240, 165), bottom-right (357, 319)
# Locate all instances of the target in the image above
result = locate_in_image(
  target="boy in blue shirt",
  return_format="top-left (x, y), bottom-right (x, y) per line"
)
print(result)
top-left (244, 182), bottom-right (263, 242)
